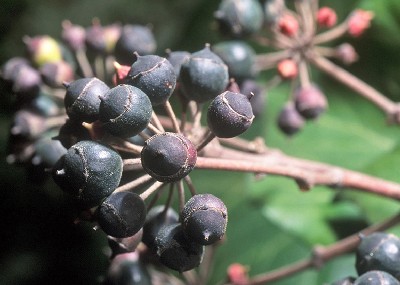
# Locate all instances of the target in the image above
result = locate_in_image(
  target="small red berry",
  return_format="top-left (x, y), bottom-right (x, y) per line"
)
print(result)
top-left (277, 59), bottom-right (298, 79)
top-left (317, 7), bottom-right (337, 28)
top-left (347, 9), bottom-right (374, 37)
top-left (227, 263), bottom-right (248, 285)
top-left (278, 14), bottom-right (299, 37)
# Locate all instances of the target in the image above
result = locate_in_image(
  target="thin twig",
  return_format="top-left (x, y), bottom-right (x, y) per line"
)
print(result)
top-left (164, 101), bottom-right (181, 133)
top-left (227, 212), bottom-right (400, 285)
top-left (75, 48), bottom-right (94, 77)
top-left (114, 174), bottom-right (153, 193)
top-left (140, 181), bottom-right (164, 200)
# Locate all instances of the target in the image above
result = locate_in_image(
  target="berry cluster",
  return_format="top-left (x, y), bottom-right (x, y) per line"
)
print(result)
top-left (331, 232), bottom-right (400, 285)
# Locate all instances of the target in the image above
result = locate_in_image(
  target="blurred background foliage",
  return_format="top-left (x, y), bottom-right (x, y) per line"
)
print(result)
top-left (1, 0), bottom-right (400, 284)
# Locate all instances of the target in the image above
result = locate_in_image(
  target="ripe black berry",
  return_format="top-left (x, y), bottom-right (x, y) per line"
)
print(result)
top-left (207, 91), bottom-right (254, 138)
top-left (105, 252), bottom-right (152, 285)
top-left (214, 0), bottom-right (264, 38)
top-left (52, 140), bottom-right (123, 208)
top-left (99, 84), bottom-right (153, 138)
top-left (181, 193), bottom-right (228, 245)
top-left (212, 40), bottom-right (257, 82)
top-left (179, 45), bottom-right (229, 103)
top-left (141, 132), bottom-right (197, 182)
top-left (294, 84), bottom-right (328, 120)
top-left (356, 232), bottom-right (400, 279)
top-left (142, 205), bottom-right (179, 252)
top-left (354, 270), bottom-right (400, 285)
top-left (331, 276), bottom-right (356, 285)
top-left (165, 50), bottom-right (191, 78)
top-left (55, 119), bottom-right (92, 149)
top-left (277, 102), bottom-right (305, 136)
top-left (107, 229), bottom-right (143, 258)
top-left (64, 77), bottom-right (110, 123)
top-left (125, 54), bottom-right (176, 106)
top-left (155, 223), bottom-right (204, 272)
top-left (115, 24), bottom-right (157, 65)
top-left (97, 191), bottom-right (147, 238)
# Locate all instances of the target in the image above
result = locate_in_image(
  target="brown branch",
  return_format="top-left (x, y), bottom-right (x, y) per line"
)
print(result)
top-left (308, 53), bottom-right (400, 123)
top-left (196, 146), bottom-right (400, 200)
top-left (221, 212), bottom-right (400, 285)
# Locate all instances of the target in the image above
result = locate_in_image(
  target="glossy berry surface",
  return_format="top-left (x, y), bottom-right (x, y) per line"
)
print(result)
top-left (181, 193), bottom-right (228, 245)
top-left (155, 223), bottom-right (204, 272)
top-left (214, 0), bottom-right (264, 38)
top-left (142, 205), bottom-right (179, 252)
top-left (356, 232), bottom-right (400, 279)
top-left (207, 91), bottom-right (254, 138)
top-left (99, 84), bottom-right (152, 138)
top-left (141, 132), bottom-right (197, 182)
top-left (331, 276), bottom-right (356, 285)
top-left (125, 54), bottom-right (176, 106)
top-left (52, 140), bottom-right (123, 208)
top-left (212, 40), bottom-right (256, 82)
top-left (64, 77), bottom-right (110, 123)
top-left (179, 45), bottom-right (229, 103)
top-left (354, 270), bottom-right (400, 285)
top-left (97, 191), bottom-right (147, 238)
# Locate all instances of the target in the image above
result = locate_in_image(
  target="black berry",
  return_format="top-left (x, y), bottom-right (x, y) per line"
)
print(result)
top-left (115, 24), bottom-right (157, 65)
top-left (142, 205), bottom-right (179, 252)
top-left (179, 45), bottom-right (229, 103)
top-left (181, 193), bottom-right (228, 245)
top-left (155, 223), bottom-right (204, 272)
top-left (99, 84), bottom-right (153, 138)
top-left (356, 232), bottom-right (400, 279)
top-left (354, 271), bottom-right (400, 285)
top-left (64, 77), bottom-right (110, 123)
top-left (277, 101), bottom-right (305, 136)
top-left (141, 132), bottom-right (197, 182)
top-left (97, 191), bottom-right (147, 238)
top-left (125, 54), bottom-right (176, 106)
top-left (52, 140), bottom-right (123, 208)
top-left (207, 91), bottom-right (254, 138)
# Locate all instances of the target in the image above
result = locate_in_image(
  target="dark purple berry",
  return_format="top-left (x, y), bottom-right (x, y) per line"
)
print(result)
top-left (10, 109), bottom-right (47, 140)
top-left (277, 102), bottom-right (305, 136)
top-left (212, 41), bottom-right (257, 81)
top-left (125, 54), bottom-right (176, 106)
top-left (115, 25), bottom-right (157, 65)
top-left (181, 193), bottom-right (228, 245)
top-left (356, 232), bottom-right (400, 279)
top-left (207, 91), bottom-right (254, 138)
top-left (11, 64), bottom-right (42, 98)
top-left (214, 0), bottom-right (264, 38)
top-left (61, 20), bottom-right (86, 51)
top-left (52, 140), bottom-right (123, 208)
top-left (97, 192), bottom-right (146, 238)
top-left (294, 84), bottom-right (328, 120)
top-left (1, 57), bottom-right (30, 83)
top-left (33, 136), bottom-right (67, 168)
top-left (85, 20), bottom-right (106, 54)
top-left (166, 50), bottom-right (191, 78)
top-left (64, 77), bottom-right (110, 123)
top-left (240, 79), bottom-right (265, 117)
top-left (141, 132), bottom-right (197, 182)
top-left (354, 271), bottom-right (400, 285)
top-left (179, 45), bottom-right (229, 103)
top-left (99, 84), bottom-right (152, 138)
top-left (142, 205), bottom-right (179, 252)
top-left (105, 252), bottom-right (152, 285)
top-left (40, 60), bottom-right (74, 88)
top-left (54, 119), bottom-right (92, 149)
top-left (155, 223), bottom-right (204, 272)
